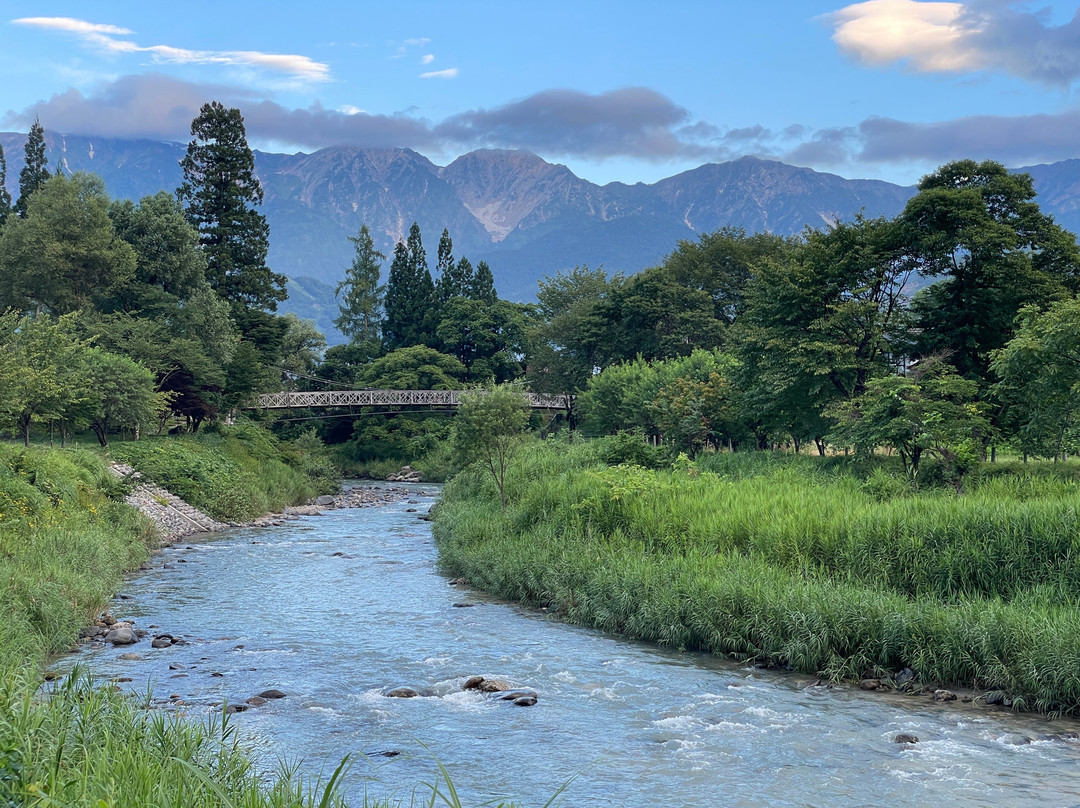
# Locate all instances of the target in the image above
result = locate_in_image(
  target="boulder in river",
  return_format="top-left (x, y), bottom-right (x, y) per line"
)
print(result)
top-left (257, 689), bottom-right (287, 700)
top-left (479, 679), bottom-right (513, 693)
top-left (894, 733), bottom-right (919, 744)
top-left (933, 689), bottom-right (957, 702)
top-left (385, 687), bottom-right (421, 698)
top-left (315, 495), bottom-right (336, 507)
top-left (246, 696), bottom-right (268, 707)
top-left (859, 678), bottom-right (881, 691)
top-left (984, 690), bottom-right (1007, 706)
top-left (512, 695), bottom-right (538, 707)
top-left (151, 634), bottom-right (175, 648)
top-left (105, 627), bottom-right (137, 645)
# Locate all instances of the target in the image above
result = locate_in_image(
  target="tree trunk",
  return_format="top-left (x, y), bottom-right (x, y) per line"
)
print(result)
top-left (91, 422), bottom-right (109, 448)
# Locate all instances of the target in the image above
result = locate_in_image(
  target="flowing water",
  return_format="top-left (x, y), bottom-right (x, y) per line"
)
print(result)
top-left (56, 484), bottom-right (1080, 807)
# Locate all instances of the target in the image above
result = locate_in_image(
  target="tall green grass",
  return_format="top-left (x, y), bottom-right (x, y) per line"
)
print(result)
top-left (112, 420), bottom-right (340, 521)
top-left (434, 439), bottom-right (1080, 715)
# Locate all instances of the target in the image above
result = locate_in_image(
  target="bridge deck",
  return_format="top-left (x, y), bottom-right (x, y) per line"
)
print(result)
top-left (247, 389), bottom-right (571, 410)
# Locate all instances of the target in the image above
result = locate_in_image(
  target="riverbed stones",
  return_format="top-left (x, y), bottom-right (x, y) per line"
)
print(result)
top-left (984, 690), bottom-right (1007, 706)
top-left (257, 689), bottom-right (287, 699)
top-left (118, 652), bottom-right (142, 661)
top-left (105, 627), bottom-right (137, 645)
top-left (151, 634), bottom-right (175, 648)
top-left (315, 495), bottom-right (336, 506)
top-left (463, 676), bottom-right (485, 690)
top-left (894, 734), bottom-right (919, 745)
top-left (385, 687), bottom-right (421, 698)
top-left (246, 696), bottom-right (268, 707)
top-left (479, 679), bottom-right (513, 693)
top-left (859, 678), bottom-right (882, 691)
top-left (933, 689), bottom-right (957, 702)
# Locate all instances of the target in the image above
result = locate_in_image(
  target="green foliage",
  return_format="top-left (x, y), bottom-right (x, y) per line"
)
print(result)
top-left (435, 441), bottom-right (1080, 715)
top-left (13, 119), bottom-right (48, 218)
top-left (0, 172), bottom-right (137, 314)
top-left (107, 191), bottom-right (207, 314)
top-left (383, 223), bottom-right (436, 351)
top-left (452, 385), bottom-right (531, 509)
top-left (991, 298), bottom-right (1080, 460)
top-left (178, 101), bottom-right (286, 315)
top-left (0, 141), bottom-right (11, 225)
top-left (333, 224), bottom-right (384, 358)
top-left (112, 424), bottom-right (331, 520)
top-left (903, 160), bottom-right (1079, 381)
top-left (829, 356), bottom-right (991, 485)
top-left (358, 346), bottom-right (466, 390)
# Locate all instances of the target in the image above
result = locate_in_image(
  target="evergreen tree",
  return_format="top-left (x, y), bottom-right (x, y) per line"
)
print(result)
top-left (334, 224), bottom-right (385, 358)
top-left (177, 102), bottom-right (286, 314)
top-left (434, 228), bottom-right (465, 303)
top-left (0, 140), bottom-right (11, 225)
top-left (439, 255), bottom-right (475, 303)
top-left (14, 118), bottom-right (49, 218)
top-left (383, 223), bottom-right (436, 350)
top-left (470, 260), bottom-right (497, 303)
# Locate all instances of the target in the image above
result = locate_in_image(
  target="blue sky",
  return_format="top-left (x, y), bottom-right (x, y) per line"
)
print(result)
top-left (2, 1), bottom-right (1079, 185)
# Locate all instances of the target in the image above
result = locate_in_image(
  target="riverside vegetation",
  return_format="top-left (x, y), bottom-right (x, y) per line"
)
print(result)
top-left (0, 433), bottom-right (382, 808)
top-left (434, 436), bottom-right (1080, 718)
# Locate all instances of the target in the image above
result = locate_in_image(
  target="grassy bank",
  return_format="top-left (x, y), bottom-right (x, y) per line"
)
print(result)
top-left (112, 421), bottom-right (340, 521)
top-left (433, 439), bottom-right (1080, 716)
top-left (0, 439), bottom-right (368, 807)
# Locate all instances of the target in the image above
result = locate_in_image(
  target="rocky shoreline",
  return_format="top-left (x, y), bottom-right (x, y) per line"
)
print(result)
top-left (110, 461), bottom-right (424, 543)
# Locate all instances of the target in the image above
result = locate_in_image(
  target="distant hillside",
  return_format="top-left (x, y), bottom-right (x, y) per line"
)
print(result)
top-left (5, 131), bottom-right (1080, 341)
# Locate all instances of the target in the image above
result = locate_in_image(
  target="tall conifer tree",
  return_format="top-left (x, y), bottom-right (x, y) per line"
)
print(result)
top-left (334, 224), bottom-right (385, 358)
top-left (383, 223), bottom-right (436, 350)
top-left (471, 260), bottom-right (497, 303)
top-left (0, 141), bottom-right (11, 225)
top-left (177, 102), bottom-right (286, 314)
top-left (14, 118), bottom-right (49, 218)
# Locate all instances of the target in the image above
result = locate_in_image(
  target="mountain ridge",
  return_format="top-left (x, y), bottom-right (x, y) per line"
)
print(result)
top-left (3, 131), bottom-right (1080, 335)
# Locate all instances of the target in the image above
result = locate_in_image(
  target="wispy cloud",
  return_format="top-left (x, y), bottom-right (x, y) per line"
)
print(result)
top-left (826, 0), bottom-right (1080, 86)
top-left (12, 16), bottom-right (331, 82)
top-left (421, 54), bottom-right (434, 65)
top-left (420, 67), bottom-right (458, 79)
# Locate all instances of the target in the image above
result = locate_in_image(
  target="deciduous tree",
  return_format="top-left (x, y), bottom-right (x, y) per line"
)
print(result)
top-left (453, 385), bottom-right (531, 510)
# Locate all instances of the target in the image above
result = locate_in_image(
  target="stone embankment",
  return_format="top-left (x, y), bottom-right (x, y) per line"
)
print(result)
top-left (109, 462), bottom-right (419, 544)
top-left (110, 463), bottom-right (229, 543)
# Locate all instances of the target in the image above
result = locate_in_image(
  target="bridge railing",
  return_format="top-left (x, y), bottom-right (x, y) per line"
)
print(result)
top-left (248, 389), bottom-right (572, 410)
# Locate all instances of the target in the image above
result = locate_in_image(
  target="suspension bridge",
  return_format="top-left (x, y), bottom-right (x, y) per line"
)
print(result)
top-left (246, 389), bottom-right (572, 411)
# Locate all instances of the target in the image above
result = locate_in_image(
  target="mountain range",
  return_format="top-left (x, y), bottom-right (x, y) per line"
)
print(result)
top-left (3, 131), bottom-right (1080, 342)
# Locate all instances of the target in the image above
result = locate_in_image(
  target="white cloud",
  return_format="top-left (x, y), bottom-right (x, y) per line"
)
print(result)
top-left (420, 67), bottom-right (458, 79)
top-left (338, 104), bottom-right (366, 115)
top-left (421, 53), bottom-right (434, 64)
top-left (827, 0), bottom-right (986, 72)
top-left (404, 38), bottom-right (431, 46)
top-left (13, 17), bottom-right (132, 35)
top-left (11, 16), bottom-right (331, 82)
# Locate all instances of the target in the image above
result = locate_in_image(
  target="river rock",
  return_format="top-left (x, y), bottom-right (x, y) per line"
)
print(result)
top-left (151, 635), bottom-right (175, 649)
top-left (257, 689), bottom-right (287, 699)
top-left (984, 690), bottom-right (1007, 706)
top-left (246, 696), bottom-right (268, 707)
top-left (859, 678), bottom-right (881, 691)
top-left (498, 690), bottom-right (538, 702)
top-left (1000, 733), bottom-right (1033, 745)
top-left (933, 689), bottom-right (957, 702)
top-left (315, 495), bottom-right (336, 507)
top-left (101, 613), bottom-right (117, 626)
top-left (463, 676), bottom-right (485, 690)
top-left (479, 679), bottom-right (513, 693)
top-left (513, 695), bottom-right (538, 707)
top-left (385, 687), bottom-right (420, 698)
top-left (105, 627), bottom-right (137, 645)
top-left (225, 704), bottom-right (250, 714)
top-left (118, 652), bottom-right (142, 661)
top-left (895, 667), bottom-right (916, 687)
top-left (894, 733), bottom-right (919, 744)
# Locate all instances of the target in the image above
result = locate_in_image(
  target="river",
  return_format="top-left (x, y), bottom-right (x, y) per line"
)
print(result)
top-left (53, 484), bottom-right (1080, 807)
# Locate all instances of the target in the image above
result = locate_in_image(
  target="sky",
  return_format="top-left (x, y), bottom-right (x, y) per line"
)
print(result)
top-left (2, 0), bottom-right (1080, 186)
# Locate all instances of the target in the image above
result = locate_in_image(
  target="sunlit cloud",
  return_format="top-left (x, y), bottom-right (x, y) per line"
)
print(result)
top-left (421, 54), bottom-right (434, 65)
top-left (826, 0), bottom-right (1080, 86)
top-left (827, 0), bottom-right (984, 72)
top-left (11, 16), bottom-right (331, 82)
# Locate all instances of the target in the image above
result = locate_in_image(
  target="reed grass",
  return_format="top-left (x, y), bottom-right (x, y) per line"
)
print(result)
top-left (433, 438), bottom-right (1080, 715)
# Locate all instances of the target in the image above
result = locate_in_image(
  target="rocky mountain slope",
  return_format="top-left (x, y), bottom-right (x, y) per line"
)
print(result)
top-left (4, 131), bottom-right (1079, 328)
